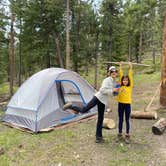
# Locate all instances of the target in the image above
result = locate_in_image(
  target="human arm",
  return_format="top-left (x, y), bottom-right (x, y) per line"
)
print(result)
top-left (119, 62), bottom-right (124, 82)
top-left (99, 78), bottom-right (118, 95)
top-left (128, 62), bottom-right (133, 87)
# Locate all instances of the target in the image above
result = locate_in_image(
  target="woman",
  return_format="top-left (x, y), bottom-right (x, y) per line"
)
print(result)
top-left (64, 66), bottom-right (118, 143)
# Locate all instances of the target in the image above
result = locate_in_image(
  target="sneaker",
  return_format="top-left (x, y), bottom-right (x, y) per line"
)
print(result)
top-left (95, 137), bottom-right (104, 143)
top-left (63, 102), bottom-right (72, 110)
top-left (125, 134), bottom-right (131, 144)
top-left (115, 133), bottom-right (123, 143)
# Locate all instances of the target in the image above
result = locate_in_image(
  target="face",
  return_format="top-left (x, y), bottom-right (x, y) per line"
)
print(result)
top-left (122, 77), bottom-right (129, 86)
top-left (110, 71), bottom-right (117, 78)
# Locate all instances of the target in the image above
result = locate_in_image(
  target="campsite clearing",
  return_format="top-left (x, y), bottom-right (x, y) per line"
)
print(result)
top-left (0, 71), bottom-right (166, 166)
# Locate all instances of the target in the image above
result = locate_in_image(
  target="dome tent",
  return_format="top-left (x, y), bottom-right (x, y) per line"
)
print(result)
top-left (2, 68), bottom-right (97, 132)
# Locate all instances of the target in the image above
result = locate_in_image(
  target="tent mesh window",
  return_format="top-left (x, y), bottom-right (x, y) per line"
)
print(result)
top-left (61, 81), bottom-right (83, 107)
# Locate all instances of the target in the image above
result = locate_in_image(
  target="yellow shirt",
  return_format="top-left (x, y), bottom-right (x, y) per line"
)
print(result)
top-left (117, 67), bottom-right (133, 104)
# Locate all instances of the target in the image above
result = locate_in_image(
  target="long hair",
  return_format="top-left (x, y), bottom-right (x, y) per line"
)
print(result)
top-left (121, 75), bottom-right (130, 86)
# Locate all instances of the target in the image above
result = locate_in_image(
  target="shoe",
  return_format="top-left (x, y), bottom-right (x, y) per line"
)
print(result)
top-left (63, 102), bottom-right (72, 110)
top-left (95, 137), bottom-right (104, 143)
top-left (125, 134), bottom-right (131, 144)
top-left (115, 133), bottom-right (123, 143)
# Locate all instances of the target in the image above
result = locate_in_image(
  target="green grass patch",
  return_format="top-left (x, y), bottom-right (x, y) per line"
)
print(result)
top-left (0, 128), bottom-right (24, 149)
top-left (0, 109), bottom-right (5, 116)
top-left (0, 82), bottom-right (18, 95)
top-left (134, 72), bottom-right (160, 86)
top-left (0, 127), bottom-right (80, 165)
top-left (0, 68), bottom-right (164, 166)
top-left (0, 83), bottom-right (10, 94)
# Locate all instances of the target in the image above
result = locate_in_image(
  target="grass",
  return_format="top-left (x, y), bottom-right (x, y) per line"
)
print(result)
top-left (0, 67), bottom-right (165, 166)
top-left (0, 82), bottom-right (18, 96)
top-left (0, 118), bottom-right (159, 166)
top-left (0, 126), bottom-right (80, 165)
top-left (134, 72), bottom-right (160, 86)
top-left (0, 83), bottom-right (10, 94)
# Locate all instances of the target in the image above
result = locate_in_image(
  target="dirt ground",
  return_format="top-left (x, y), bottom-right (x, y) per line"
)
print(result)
top-left (57, 81), bottom-right (166, 166)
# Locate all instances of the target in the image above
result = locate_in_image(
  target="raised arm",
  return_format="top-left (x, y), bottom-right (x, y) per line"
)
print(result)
top-left (119, 62), bottom-right (124, 82)
top-left (128, 62), bottom-right (133, 87)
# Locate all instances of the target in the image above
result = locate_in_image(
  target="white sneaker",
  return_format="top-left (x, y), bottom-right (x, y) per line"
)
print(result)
top-left (63, 102), bottom-right (72, 110)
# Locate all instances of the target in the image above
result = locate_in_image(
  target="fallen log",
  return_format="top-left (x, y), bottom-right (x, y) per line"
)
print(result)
top-left (152, 118), bottom-right (166, 135)
top-left (102, 118), bottom-right (116, 129)
top-left (130, 111), bottom-right (157, 119)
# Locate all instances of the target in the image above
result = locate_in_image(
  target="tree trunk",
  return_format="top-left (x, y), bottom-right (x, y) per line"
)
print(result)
top-left (46, 52), bottom-right (51, 68)
top-left (106, 26), bottom-right (113, 72)
top-left (138, 31), bottom-right (142, 63)
top-left (52, 31), bottom-right (64, 68)
top-left (135, 33), bottom-right (139, 63)
top-left (66, 0), bottom-right (70, 69)
top-left (108, 26), bottom-right (113, 61)
top-left (152, 118), bottom-right (166, 135)
top-left (94, 31), bottom-right (99, 89)
top-left (84, 65), bottom-right (89, 76)
top-left (18, 36), bottom-right (22, 86)
top-left (160, 11), bottom-right (166, 107)
top-left (71, 2), bottom-right (78, 72)
top-left (152, 48), bottom-right (156, 65)
top-left (9, 13), bottom-right (15, 97)
top-left (128, 32), bottom-right (132, 61)
top-left (18, 18), bottom-right (22, 86)
top-left (73, 7), bottom-right (81, 72)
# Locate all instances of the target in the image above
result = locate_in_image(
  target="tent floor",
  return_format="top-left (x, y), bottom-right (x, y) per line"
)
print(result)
top-left (2, 114), bottom-right (97, 133)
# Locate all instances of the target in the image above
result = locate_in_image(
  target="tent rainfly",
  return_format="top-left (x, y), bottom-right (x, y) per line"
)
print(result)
top-left (2, 68), bottom-right (97, 132)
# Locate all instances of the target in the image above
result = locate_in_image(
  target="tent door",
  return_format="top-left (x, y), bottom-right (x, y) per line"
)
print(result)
top-left (55, 80), bottom-right (86, 107)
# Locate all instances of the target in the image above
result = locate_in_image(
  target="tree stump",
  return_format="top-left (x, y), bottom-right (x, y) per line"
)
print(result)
top-left (102, 118), bottom-right (116, 129)
top-left (130, 111), bottom-right (157, 119)
top-left (152, 118), bottom-right (166, 135)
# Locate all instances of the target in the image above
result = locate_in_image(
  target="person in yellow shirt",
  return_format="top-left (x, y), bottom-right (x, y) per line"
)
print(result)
top-left (117, 62), bottom-right (133, 144)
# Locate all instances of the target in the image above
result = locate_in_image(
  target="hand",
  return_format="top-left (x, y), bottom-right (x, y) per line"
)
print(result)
top-left (119, 61), bottom-right (122, 66)
top-left (113, 88), bottom-right (119, 92)
top-left (129, 62), bottom-right (132, 69)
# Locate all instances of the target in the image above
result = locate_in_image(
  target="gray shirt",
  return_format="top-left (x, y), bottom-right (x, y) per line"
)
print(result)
top-left (95, 76), bottom-right (116, 106)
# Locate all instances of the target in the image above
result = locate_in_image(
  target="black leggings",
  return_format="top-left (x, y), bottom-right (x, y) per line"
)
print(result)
top-left (118, 102), bottom-right (131, 134)
top-left (71, 96), bottom-right (105, 138)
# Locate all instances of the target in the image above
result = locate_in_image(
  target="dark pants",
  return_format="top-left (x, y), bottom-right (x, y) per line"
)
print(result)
top-left (71, 96), bottom-right (105, 138)
top-left (118, 102), bottom-right (131, 134)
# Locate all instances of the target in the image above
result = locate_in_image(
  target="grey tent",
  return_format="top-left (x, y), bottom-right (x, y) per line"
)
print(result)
top-left (2, 68), bottom-right (97, 132)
